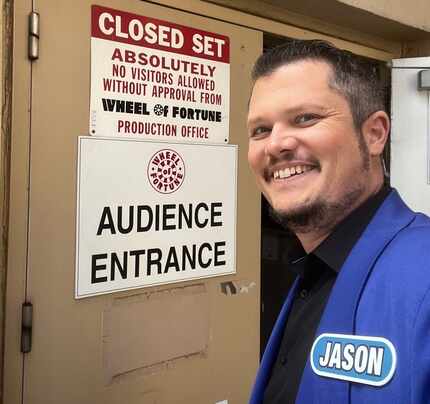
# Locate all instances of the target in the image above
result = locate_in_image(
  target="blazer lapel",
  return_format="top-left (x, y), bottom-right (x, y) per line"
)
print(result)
top-left (249, 277), bottom-right (300, 404)
top-left (296, 191), bottom-right (415, 404)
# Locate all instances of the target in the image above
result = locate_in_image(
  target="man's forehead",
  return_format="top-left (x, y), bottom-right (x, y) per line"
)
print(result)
top-left (247, 61), bottom-right (338, 118)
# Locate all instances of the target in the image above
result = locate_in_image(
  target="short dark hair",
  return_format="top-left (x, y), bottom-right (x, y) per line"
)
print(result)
top-left (251, 39), bottom-right (386, 131)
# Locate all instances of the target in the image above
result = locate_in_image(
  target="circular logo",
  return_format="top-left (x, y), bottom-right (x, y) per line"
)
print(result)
top-left (153, 104), bottom-right (164, 116)
top-left (147, 149), bottom-right (185, 194)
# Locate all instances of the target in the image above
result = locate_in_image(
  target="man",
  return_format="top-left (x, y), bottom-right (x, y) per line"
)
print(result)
top-left (247, 40), bottom-right (430, 403)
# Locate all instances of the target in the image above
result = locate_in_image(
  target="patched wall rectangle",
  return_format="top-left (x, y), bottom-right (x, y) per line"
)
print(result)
top-left (102, 284), bottom-right (208, 382)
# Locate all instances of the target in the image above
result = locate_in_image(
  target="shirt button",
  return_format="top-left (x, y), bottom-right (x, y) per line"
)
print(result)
top-left (300, 289), bottom-right (308, 299)
top-left (281, 356), bottom-right (287, 366)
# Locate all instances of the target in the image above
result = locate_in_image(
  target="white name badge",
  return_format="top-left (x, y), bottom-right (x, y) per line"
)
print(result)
top-left (310, 333), bottom-right (396, 386)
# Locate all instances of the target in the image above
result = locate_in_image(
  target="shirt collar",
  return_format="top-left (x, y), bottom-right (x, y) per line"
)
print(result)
top-left (313, 185), bottom-right (392, 272)
top-left (288, 185), bottom-right (392, 275)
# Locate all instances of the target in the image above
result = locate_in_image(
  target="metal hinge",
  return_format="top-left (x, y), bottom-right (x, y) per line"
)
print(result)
top-left (21, 302), bottom-right (33, 353)
top-left (28, 11), bottom-right (40, 60)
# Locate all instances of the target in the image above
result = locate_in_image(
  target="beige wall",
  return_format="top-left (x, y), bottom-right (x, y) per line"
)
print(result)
top-left (206, 0), bottom-right (430, 57)
top-left (336, 0), bottom-right (430, 57)
top-left (339, 0), bottom-right (430, 32)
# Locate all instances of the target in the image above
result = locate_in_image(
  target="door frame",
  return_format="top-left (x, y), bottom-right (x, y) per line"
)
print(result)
top-left (4, 1), bottom-right (33, 403)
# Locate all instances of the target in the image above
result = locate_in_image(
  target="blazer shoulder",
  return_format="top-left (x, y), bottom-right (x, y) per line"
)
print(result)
top-left (377, 212), bottom-right (430, 280)
top-left (392, 212), bottom-right (430, 247)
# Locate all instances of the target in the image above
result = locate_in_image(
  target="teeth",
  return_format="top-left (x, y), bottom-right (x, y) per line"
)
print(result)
top-left (273, 165), bottom-right (313, 180)
top-left (279, 168), bottom-right (288, 179)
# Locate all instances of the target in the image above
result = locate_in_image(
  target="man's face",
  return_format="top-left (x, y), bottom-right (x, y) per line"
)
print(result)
top-left (247, 60), bottom-right (375, 232)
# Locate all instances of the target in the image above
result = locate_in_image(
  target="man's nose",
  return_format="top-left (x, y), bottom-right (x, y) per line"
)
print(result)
top-left (264, 123), bottom-right (299, 157)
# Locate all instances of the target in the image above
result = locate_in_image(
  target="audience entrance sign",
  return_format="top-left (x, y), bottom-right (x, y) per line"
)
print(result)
top-left (75, 136), bottom-right (237, 298)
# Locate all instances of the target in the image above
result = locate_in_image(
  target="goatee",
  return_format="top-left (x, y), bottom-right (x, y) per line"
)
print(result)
top-left (269, 187), bottom-right (364, 234)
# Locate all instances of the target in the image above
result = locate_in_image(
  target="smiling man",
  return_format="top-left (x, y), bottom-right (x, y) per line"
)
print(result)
top-left (247, 40), bottom-right (430, 404)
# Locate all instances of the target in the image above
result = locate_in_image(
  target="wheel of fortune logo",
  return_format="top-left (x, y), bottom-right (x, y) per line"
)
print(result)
top-left (147, 149), bottom-right (185, 194)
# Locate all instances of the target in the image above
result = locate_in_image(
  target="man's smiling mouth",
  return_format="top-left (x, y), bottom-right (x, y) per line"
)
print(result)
top-left (273, 165), bottom-right (316, 180)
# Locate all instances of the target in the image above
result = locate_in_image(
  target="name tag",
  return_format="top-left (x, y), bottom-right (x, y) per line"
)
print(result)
top-left (310, 333), bottom-right (396, 386)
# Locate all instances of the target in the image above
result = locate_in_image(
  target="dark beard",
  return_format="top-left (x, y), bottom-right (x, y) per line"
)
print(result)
top-left (269, 187), bottom-right (364, 234)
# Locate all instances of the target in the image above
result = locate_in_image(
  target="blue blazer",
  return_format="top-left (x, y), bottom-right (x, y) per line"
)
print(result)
top-left (250, 190), bottom-right (430, 404)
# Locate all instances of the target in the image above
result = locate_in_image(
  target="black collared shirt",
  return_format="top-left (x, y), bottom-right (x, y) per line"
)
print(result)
top-left (263, 186), bottom-right (391, 404)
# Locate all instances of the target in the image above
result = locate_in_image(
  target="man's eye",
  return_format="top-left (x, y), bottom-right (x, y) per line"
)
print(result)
top-left (250, 126), bottom-right (271, 138)
top-left (294, 113), bottom-right (320, 125)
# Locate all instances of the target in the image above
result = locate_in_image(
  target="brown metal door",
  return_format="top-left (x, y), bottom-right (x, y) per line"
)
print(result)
top-left (5, 1), bottom-right (262, 403)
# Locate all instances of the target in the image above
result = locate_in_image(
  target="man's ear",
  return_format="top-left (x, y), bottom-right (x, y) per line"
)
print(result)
top-left (361, 111), bottom-right (390, 156)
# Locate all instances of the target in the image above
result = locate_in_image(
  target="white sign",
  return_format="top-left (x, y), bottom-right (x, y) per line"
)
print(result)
top-left (76, 136), bottom-right (237, 298)
top-left (90, 5), bottom-right (230, 143)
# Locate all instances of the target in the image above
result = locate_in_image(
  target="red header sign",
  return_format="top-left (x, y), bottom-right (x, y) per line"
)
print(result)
top-left (92, 5), bottom-right (230, 63)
